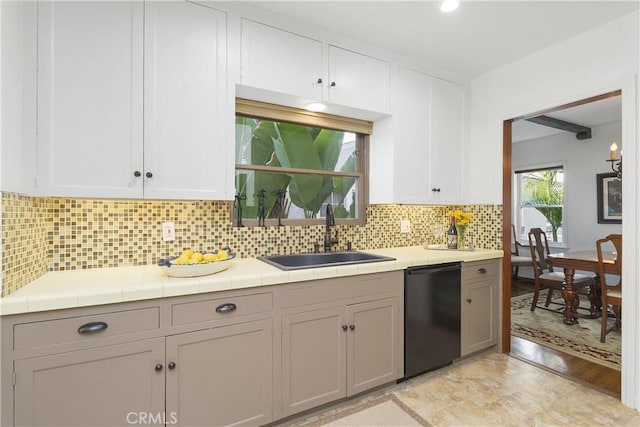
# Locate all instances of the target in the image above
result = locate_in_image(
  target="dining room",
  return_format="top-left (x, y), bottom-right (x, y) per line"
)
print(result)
top-left (507, 92), bottom-right (623, 396)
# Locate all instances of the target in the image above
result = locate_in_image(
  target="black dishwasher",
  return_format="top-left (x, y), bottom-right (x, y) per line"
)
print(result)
top-left (403, 263), bottom-right (461, 380)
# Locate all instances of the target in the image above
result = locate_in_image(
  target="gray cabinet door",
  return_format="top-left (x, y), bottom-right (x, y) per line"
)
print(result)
top-left (347, 297), bottom-right (399, 395)
top-left (281, 306), bottom-right (347, 417)
top-left (14, 338), bottom-right (165, 426)
top-left (461, 279), bottom-right (498, 356)
top-left (165, 319), bottom-right (273, 427)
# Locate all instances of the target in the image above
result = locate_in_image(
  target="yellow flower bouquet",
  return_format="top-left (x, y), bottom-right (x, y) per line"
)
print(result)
top-left (447, 210), bottom-right (473, 248)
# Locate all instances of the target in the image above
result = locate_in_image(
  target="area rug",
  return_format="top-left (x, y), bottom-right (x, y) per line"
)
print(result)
top-left (292, 394), bottom-right (432, 427)
top-left (511, 292), bottom-right (621, 370)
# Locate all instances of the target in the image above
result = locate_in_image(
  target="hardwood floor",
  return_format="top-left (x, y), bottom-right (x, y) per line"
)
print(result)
top-left (509, 277), bottom-right (621, 398)
top-left (510, 336), bottom-right (621, 398)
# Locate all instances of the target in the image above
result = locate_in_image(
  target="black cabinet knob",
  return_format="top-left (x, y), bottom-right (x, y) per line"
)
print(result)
top-left (155, 363), bottom-right (163, 372)
top-left (330, 81), bottom-right (336, 87)
top-left (467, 298), bottom-right (473, 304)
top-left (342, 325), bottom-right (348, 331)
top-left (317, 78), bottom-right (323, 84)
top-left (431, 188), bottom-right (441, 192)
top-left (133, 171), bottom-right (141, 177)
top-left (145, 172), bottom-right (153, 178)
top-left (168, 362), bottom-right (176, 370)
top-left (477, 268), bottom-right (487, 274)
top-left (349, 325), bottom-right (355, 331)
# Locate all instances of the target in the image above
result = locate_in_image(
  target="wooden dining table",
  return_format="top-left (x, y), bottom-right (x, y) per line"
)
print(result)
top-left (547, 250), bottom-right (617, 325)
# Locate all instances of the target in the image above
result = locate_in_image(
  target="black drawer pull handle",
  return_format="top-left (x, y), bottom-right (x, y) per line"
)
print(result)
top-left (215, 303), bottom-right (237, 313)
top-left (77, 321), bottom-right (108, 334)
top-left (477, 268), bottom-right (487, 274)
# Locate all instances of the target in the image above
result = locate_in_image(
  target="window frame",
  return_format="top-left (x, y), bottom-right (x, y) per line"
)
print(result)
top-left (513, 163), bottom-right (566, 248)
top-left (232, 99), bottom-right (371, 227)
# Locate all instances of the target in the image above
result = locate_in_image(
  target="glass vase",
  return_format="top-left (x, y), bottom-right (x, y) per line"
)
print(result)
top-left (456, 224), bottom-right (467, 249)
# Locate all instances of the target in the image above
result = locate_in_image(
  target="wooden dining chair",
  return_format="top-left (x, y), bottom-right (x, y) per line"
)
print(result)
top-left (596, 234), bottom-right (622, 343)
top-left (511, 224), bottom-right (533, 281)
top-left (528, 228), bottom-right (593, 312)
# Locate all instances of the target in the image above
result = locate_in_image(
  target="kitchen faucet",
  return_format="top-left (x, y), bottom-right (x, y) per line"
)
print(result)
top-left (324, 204), bottom-right (339, 252)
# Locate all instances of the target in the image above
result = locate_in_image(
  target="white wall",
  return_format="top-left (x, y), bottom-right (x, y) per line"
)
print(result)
top-left (468, 10), bottom-right (639, 410)
top-left (513, 122), bottom-right (623, 251)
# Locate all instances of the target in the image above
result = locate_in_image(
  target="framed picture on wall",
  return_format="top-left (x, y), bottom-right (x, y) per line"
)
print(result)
top-left (597, 172), bottom-right (622, 224)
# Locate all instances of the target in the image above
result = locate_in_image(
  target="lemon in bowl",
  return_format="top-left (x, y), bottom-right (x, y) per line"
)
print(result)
top-left (158, 247), bottom-right (236, 277)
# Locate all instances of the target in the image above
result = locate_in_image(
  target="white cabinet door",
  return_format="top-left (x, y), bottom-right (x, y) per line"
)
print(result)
top-left (144, 1), bottom-right (228, 200)
top-left (391, 67), bottom-right (465, 204)
top-left (394, 67), bottom-right (431, 204)
top-left (36, 1), bottom-right (144, 198)
top-left (328, 45), bottom-right (390, 113)
top-left (240, 19), bottom-right (323, 100)
top-left (429, 77), bottom-right (465, 203)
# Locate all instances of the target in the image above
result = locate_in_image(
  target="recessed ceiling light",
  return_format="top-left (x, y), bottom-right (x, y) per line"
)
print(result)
top-left (441, 0), bottom-right (459, 13)
top-left (304, 102), bottom-right (327, 112)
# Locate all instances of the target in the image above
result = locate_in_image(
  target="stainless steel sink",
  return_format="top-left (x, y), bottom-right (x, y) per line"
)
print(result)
top-left (258, 251), bottom-right (396, 270)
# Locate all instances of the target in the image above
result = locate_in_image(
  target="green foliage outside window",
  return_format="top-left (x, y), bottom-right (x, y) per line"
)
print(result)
top-left (235, 117), bottom-right (359, 222)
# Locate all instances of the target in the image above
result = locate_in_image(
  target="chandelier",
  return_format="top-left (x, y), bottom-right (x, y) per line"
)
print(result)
top-left (607, 142), bottom-right (622, 181)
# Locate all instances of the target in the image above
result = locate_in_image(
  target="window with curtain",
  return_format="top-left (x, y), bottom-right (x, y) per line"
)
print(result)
top-left (514, 166), bottom-right (565, 245)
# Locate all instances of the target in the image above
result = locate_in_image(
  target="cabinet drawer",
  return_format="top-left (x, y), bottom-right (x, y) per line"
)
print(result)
top-left (462, 260), bottom-right (500, 282)
top-left (14, 307), bottom-right (160, 351)
top-left (172, 293), bottom-right (272, 326)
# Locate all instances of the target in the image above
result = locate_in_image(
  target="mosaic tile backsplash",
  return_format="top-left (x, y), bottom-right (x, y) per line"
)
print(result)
top-left (1, 192), bottom-right (503, 296)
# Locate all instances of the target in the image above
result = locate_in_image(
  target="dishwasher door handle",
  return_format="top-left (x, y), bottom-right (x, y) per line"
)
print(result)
top-left (406, 265), bottom-right (460, 275)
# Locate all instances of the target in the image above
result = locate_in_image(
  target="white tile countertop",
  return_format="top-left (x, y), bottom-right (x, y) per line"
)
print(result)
top-left (0, 246), bottom-right (503, 316)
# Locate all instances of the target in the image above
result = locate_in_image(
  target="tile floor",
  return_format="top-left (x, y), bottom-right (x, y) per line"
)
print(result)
top-left (291, 352), bottom-right (640, 426)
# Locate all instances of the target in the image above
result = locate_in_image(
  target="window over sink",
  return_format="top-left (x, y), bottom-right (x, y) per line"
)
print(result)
top-left (234, 99), bottom-right (371, 226)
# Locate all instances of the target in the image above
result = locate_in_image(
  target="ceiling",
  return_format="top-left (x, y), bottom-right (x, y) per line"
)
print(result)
top-left (241, 1), bottom-right (639, 81)
top-left (512, 95), bottom-right (622, 143)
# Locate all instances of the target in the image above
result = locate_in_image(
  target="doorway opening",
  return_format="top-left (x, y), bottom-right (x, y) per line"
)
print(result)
top-left (502, 90), bottom-right (622, 398)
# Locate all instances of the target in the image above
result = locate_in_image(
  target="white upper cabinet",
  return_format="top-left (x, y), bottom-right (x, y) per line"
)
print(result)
top-left (240, 20), bottom-right (390, 114)
top-left (392, 67), bottom-right (465, 204)
top-left (394, 67), bottom-right (431, 204)
top-left (144, 1), bottom-right (227, 200)
top-left (37, 1), bottom-right (228, 200)
top-left (240, 19), bottom-right (323, 101)
top-left (429, 77), bottom-right (465, 203)
top-left (37, 1), bottom-right (144, 198)
top-left (327, 45), bottom-right (390, 113)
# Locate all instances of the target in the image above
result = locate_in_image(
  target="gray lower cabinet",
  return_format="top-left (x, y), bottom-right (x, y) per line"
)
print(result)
top-left (3, 292), bottom-right (274, 427)
top-left (14, 338), bottom-right (166, 427)
top-left (281, 297), bottom-right (399, 418)
top-left (166, 320), bottom-right (273, 427)
top-left (461, 259), bottom-right (500, 356)
top-left (278, 272), bottom-right (403, 419)
top-left (3, 271), bottom-right (404, 426)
